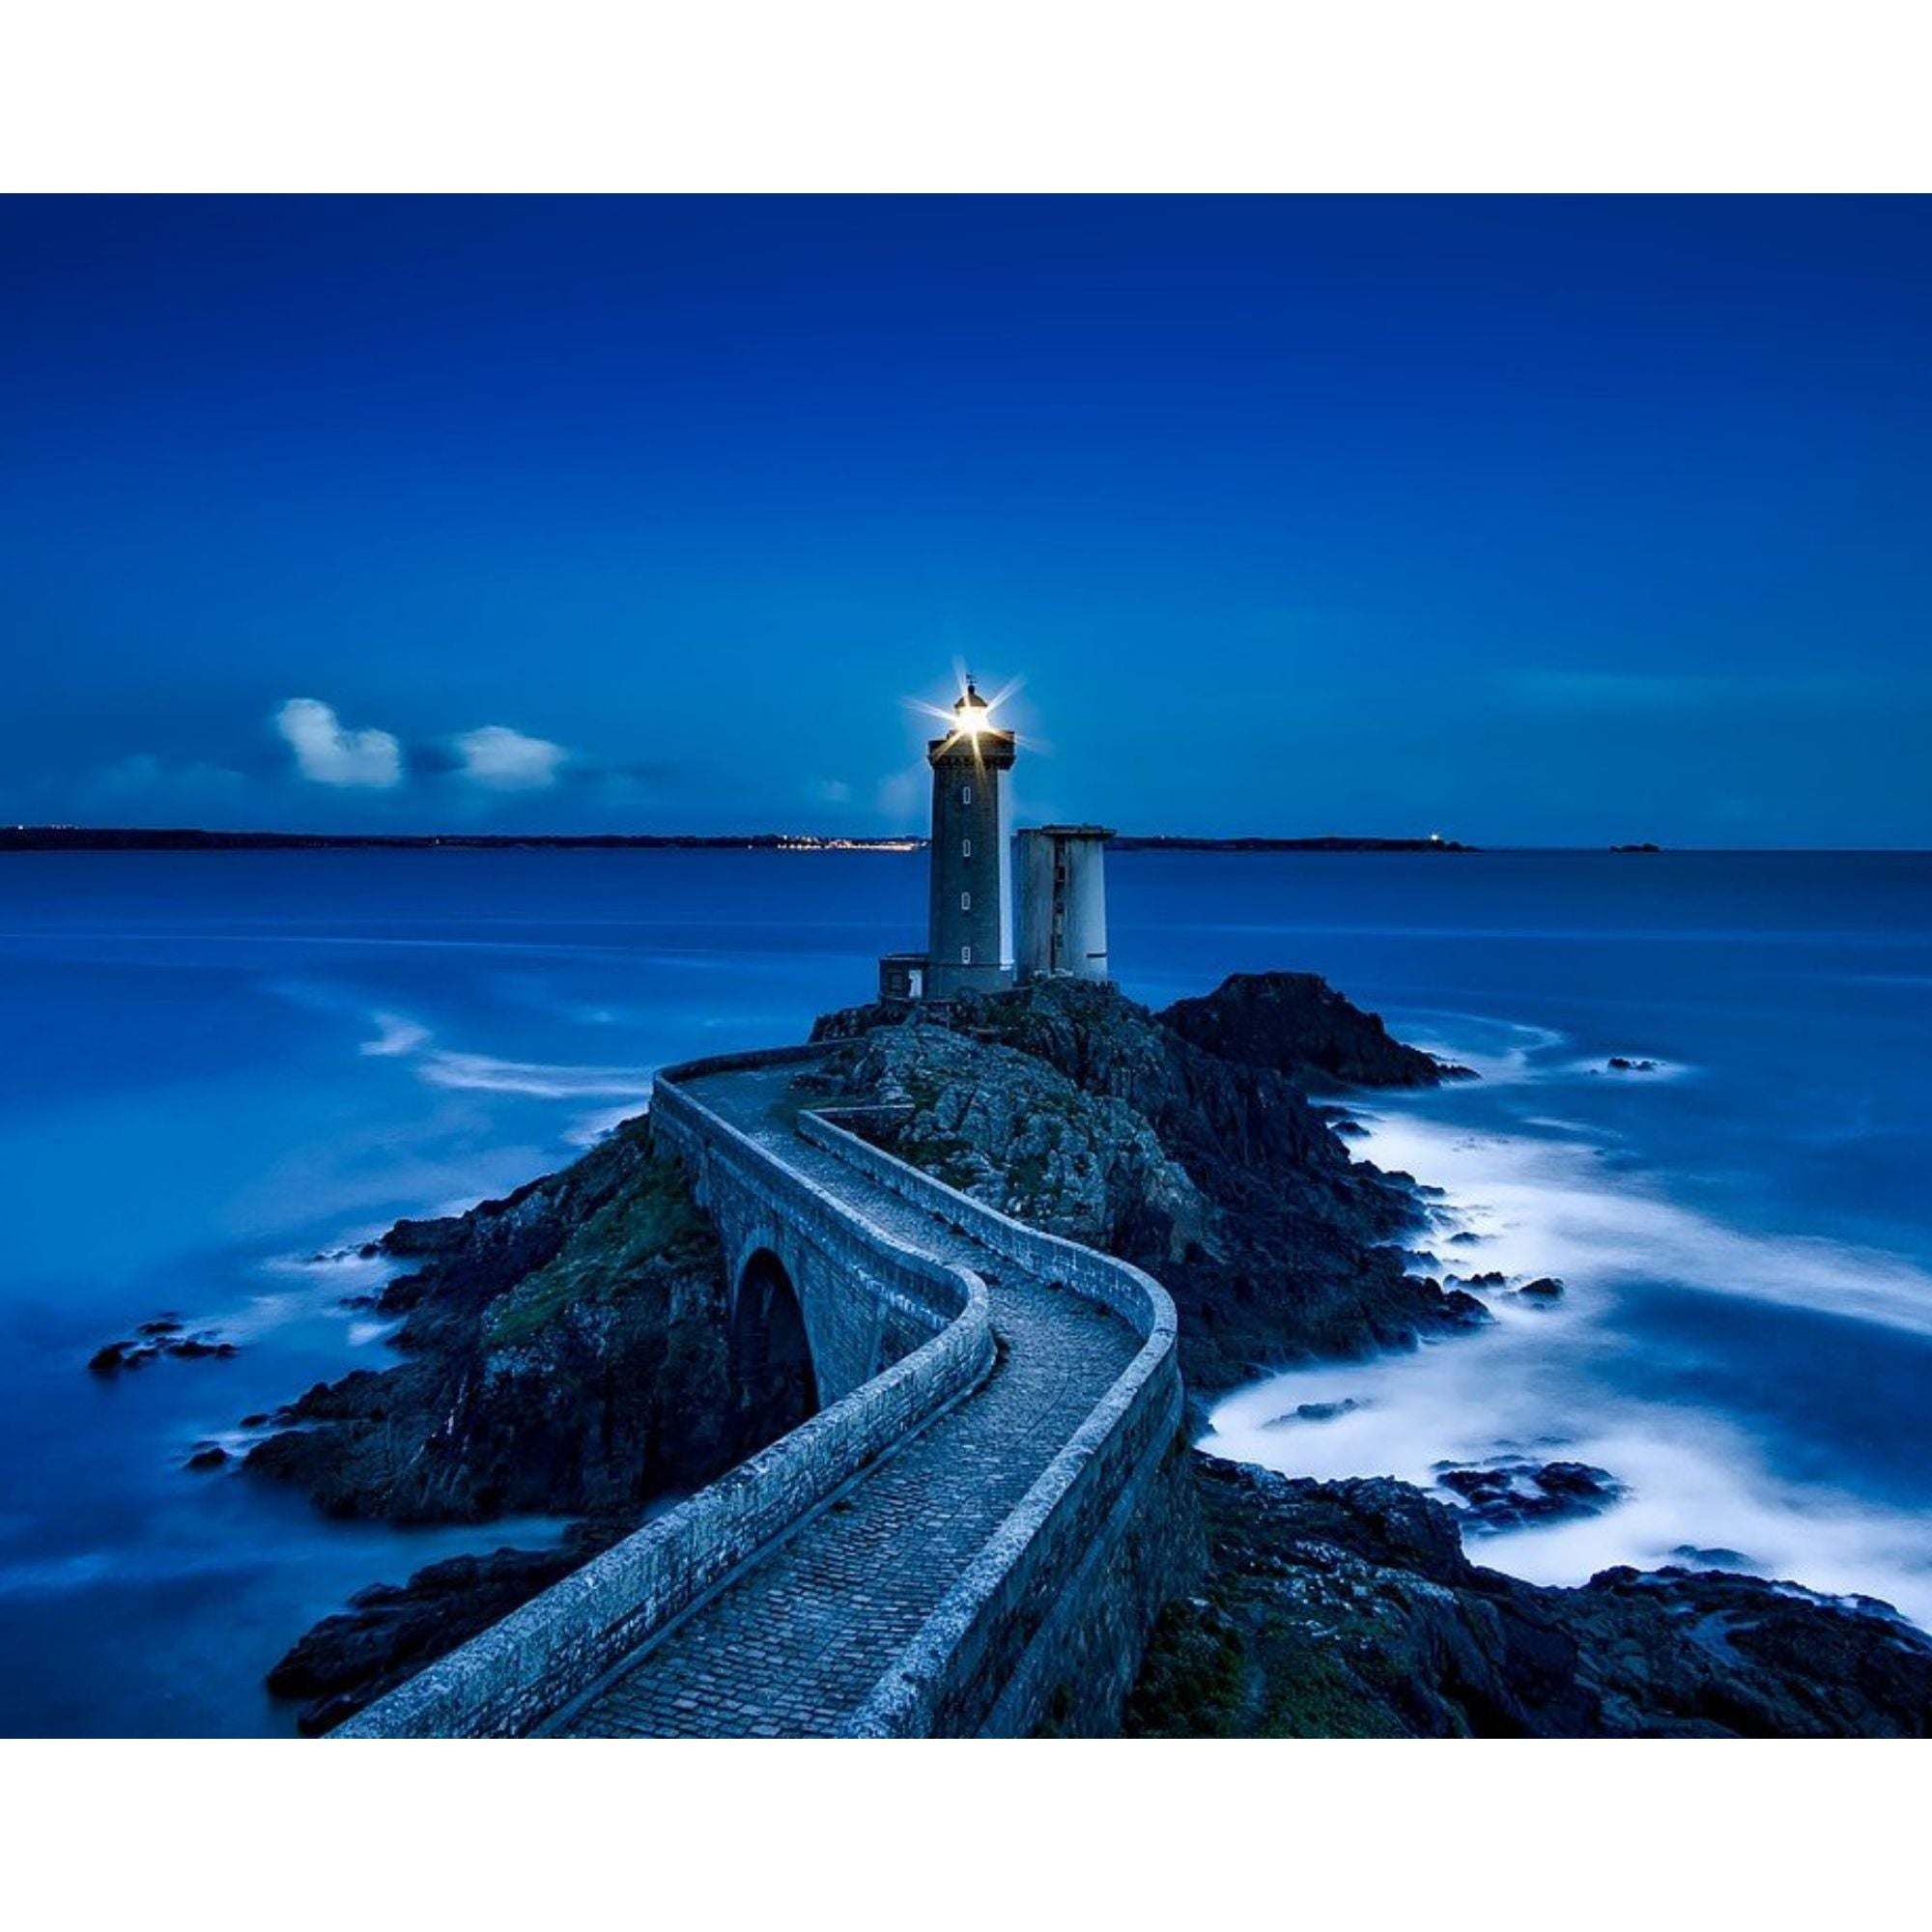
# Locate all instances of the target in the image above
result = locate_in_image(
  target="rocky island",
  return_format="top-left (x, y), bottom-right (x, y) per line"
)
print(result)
top-left (245, 970), bottom-right (1932, 1736)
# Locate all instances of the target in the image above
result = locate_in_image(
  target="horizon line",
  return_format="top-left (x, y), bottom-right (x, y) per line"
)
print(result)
top-left (4, 825), bottom-right (1930, 857)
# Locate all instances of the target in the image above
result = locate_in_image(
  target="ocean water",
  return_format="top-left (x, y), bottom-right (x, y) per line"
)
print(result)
top-left (0, 848), bottom-right (1926, 1734)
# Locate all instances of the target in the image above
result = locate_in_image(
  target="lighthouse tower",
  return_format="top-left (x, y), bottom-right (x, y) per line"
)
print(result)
top-left (922, 680), bottom-right (1016, 1000)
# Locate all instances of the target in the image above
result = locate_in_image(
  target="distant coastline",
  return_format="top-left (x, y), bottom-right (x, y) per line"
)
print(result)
top-left (1, 826), bottom-right (1475, 855)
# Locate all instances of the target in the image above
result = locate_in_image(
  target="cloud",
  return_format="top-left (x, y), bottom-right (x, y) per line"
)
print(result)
top-left (274, 697), bottom-right (404, 788)
top-left (812, 778), bottom-right (854, 805)
top-left (453, 724), bottom-right (569, 791)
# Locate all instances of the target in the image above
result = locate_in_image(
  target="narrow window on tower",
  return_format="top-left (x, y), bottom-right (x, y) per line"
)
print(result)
top-left (961, 838), bottom-right (972, 858)
top-left (961, 785), bottom-right (972, 805)
top-left (960, 892), bottom-right (971, 911)
top-left (961, 945), bottom-right (972, 965)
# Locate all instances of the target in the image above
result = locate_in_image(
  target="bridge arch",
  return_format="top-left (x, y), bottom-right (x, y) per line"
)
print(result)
top-left (730, 1246), bottom-right (820, 1449)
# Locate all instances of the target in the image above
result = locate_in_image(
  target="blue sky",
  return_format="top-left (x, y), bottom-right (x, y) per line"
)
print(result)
top-left (3, 195), bottom-right (1927, 845)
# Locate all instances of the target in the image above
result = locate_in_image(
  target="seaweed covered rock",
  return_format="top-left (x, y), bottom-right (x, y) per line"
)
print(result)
top-left (244, 1119), bottom-right (763, 1523)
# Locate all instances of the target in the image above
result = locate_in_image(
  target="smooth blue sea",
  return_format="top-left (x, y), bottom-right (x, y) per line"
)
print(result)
top-left (1, 849), bottom-right (1927, 1735)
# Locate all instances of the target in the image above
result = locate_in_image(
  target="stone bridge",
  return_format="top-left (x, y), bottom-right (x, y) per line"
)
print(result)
top-left (336, 1044), bottom-right (1199, 1739)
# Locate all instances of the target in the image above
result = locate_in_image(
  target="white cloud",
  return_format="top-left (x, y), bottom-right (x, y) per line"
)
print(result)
top-left (454, 724), bottom-right (568, 791)
top-left (274, 697), bottom-right (403, 789)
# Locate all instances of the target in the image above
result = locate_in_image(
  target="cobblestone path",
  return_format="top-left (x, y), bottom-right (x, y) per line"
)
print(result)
top-left (550, 1061), bottom-right (1139, 1738)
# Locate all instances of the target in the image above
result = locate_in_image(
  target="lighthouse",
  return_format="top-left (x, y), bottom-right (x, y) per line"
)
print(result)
top-left (876, 673), bottom-right (1111, 1008)
top-left (922, 680), bottom-right (1016, 1000)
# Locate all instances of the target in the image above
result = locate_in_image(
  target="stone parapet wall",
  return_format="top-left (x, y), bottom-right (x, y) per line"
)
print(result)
top-left (799, 1109), bottom-right (1199, 1736)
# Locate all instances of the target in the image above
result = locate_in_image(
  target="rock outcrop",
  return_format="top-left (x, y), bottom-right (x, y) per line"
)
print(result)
top-left (1159, 971), bottom-right (1469, 1089)
top-left (1126, 1457), bottom-right (1932, 1738)
top-left (266, 1523), bottom-right (639, 1735)
top-left (1434, 1458), bottom-right (1627, 1532)
top-left (88, 1318), bottom-right (241, 1373)
top-left (811, 975), bottom-right (1475, 1392)
top-left (244, 1121), bottom-right (756, 1526)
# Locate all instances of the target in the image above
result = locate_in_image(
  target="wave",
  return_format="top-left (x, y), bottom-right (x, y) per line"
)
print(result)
top-left (341, 1002), bottom-right (655, 1106)
top-left (359, 1010), bottom-right (430, 1058)
top-left (416, 1049), bottom-right (655, 1102)
top-left (1387, 1012), bottom-right (1571, 1085)
top-left (1390, 1010), bottom-right (1692, 1092)
top-left (1360, 1108), bottom-right (1932, 1340)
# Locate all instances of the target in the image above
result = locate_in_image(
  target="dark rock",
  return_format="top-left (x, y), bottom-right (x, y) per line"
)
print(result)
top-left (1265, 1399), bottom-right (1366, 1426)
top-left (243, 1121), bottom-right (772, 1527)
top-left (1464, 1270), bottom-right (1507, 1288)
top-left (1515, 1276), bottom-right (1565, 1302)
top-left (1158, 972), bottom-right (1471, 1089)
top-left (1125, 1456), bottom-right (1932, 1737)
top-left (267, 1521), bottom-right (637, 1733)
top-left (1435, 1459), bottom-right (1626, 1531)
top-left (1536, 1461), bottom-right (1620, 1500)
top-left (1673, 1545), bottom-right (1756, 1571)
top-left (171, 1335), bottom-right (239, 1359)
top-left (87, 1322), bottom-right (241, 1375)
top-left (186, 1444), bottom-right (229, 1471)
top-left (1607, 1057), bottom-right (1660, 1072)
